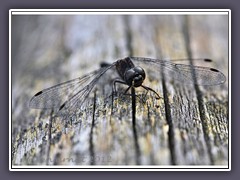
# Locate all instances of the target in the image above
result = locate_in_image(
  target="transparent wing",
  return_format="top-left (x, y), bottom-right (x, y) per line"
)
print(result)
top-left (29, 63), bottom-right (116, 111)
top-left (130, 57), bottom-right (226, 86)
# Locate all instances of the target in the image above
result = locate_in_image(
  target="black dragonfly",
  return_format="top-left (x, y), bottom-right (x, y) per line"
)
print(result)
top-left (29, 57), bottom-right (226, 113)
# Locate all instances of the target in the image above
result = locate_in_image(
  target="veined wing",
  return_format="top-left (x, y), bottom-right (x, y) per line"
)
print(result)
top-left (130, 57), bottom-right (226, 86)
top-left (29, 63), bottom-right (116, 111)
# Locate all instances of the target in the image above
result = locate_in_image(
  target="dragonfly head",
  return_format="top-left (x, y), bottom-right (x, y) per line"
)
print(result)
top-left (125, 66), bottom-right (146, 87)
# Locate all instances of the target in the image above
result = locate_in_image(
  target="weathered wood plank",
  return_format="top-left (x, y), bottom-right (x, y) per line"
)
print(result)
top-left (11, 14), bottom-right (228, 166)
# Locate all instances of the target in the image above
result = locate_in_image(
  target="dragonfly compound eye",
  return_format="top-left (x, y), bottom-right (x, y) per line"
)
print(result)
top-left (134, 66), bottom-right (146, 80)
top-left (124, 68), bottom-right (145, 87)
top-left (133, 75), bottom-right (144, 87)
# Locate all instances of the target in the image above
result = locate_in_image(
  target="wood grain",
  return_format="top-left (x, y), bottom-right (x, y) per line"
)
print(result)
top-left (11, 14), bottom-right (229, 166)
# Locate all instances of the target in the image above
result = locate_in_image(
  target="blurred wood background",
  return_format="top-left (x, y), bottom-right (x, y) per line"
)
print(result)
top-left (11, 13), bottom-right (229, 166)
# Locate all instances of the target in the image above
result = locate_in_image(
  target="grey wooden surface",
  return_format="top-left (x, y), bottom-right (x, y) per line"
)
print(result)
top-left (11, 14), bottom-right (229, 166)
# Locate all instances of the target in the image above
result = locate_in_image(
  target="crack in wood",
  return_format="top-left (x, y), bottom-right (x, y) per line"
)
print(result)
top-left (46, 110), bottom-right (53, 165)
top-left (89, 92), bottom-right (97, 165)
top-left (161, 73), bottom-right (177, 165)
top-left (123, 15), bottom-right (133, 56)
top-left (131, 87), bottom-right (141, 165)
top-left (182, 16), bottom-right (214, 165)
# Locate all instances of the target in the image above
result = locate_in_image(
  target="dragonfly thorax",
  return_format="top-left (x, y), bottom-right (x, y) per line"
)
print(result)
top-left (124, 66), bottom-right (146, 87)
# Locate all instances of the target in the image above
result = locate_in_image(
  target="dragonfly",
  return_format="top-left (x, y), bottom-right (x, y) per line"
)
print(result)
top-left (29, 57), bottom-right (226, 114)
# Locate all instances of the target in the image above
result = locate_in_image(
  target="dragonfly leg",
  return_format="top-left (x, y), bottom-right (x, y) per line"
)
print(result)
top-left (111, 80), bottom-right (142, 100)
top-left (112, 79), bottom-right (128, 96)
top-left (141, 85), bottom-right (162, 100)
top-left (104, 79), bottom-right (127, 101)
top-left (121, 86), bottom-right (142, 101)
